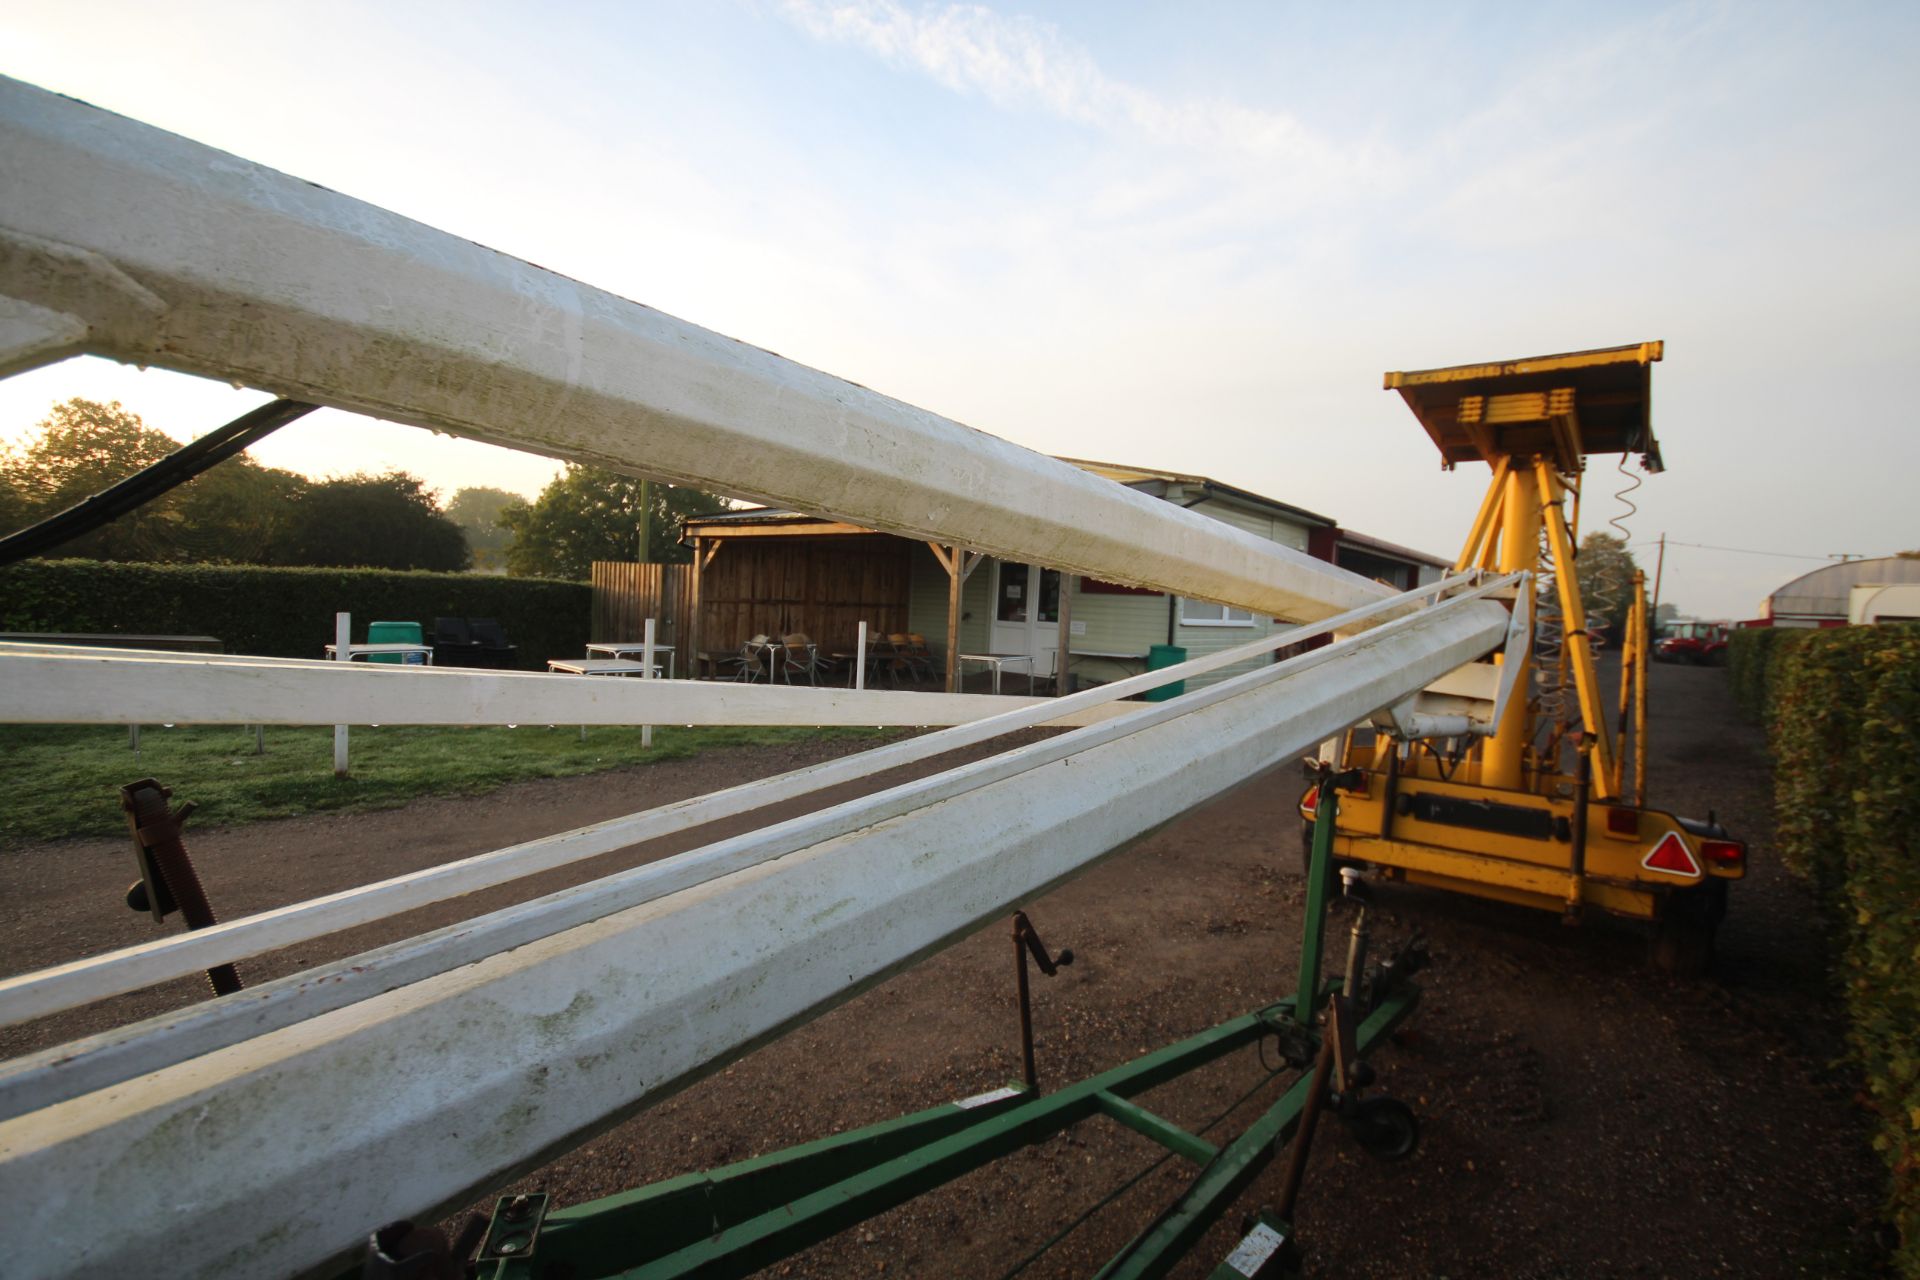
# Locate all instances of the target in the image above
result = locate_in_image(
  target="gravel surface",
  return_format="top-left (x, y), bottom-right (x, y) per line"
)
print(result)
top-left (0, 662), bottom-right (1889, 1275)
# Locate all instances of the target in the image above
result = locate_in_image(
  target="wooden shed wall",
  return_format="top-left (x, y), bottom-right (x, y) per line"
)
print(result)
top-left (591, 561), bottom-right (692, 667)
top-left (699, 536), bottom-right (911, 653)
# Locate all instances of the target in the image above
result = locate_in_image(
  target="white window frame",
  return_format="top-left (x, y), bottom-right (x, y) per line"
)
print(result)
top-left (1178, 598), bottom-right (1258, 628)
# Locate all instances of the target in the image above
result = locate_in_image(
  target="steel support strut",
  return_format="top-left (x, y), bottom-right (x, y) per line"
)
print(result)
top-left (460, 988), bottom-right (1420, 1280)
top-left (472, 1008), bottom-right (1283, 1280)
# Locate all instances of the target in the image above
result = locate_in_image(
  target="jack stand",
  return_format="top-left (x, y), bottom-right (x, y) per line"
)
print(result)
top-left (119, 778), bottom-right (241, 997)
top-left (1013, 910), bottom-right (1074, 1092)
top-left (1342, 905), bottom-right (1370, 1002)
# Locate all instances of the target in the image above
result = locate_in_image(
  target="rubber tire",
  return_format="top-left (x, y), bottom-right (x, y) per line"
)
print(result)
top-left (1347, 1096), bottom-right (1420, 1161)
top-left (1651, 880), bottom-right (1727, 978)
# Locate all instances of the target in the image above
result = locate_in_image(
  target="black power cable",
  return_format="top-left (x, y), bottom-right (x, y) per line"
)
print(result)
top-left (0, 398), bottom-right (317, 566)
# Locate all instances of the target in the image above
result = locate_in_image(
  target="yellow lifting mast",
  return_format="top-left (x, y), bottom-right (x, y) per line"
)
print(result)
top-left (1307, 342), bottom-right (1745, 974)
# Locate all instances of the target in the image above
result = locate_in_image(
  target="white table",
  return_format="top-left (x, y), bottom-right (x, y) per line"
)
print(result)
top-left (743, 639), bottom-right (819, 683)
top-left (583, 643), bottom-right (675, 678)
top-left (958, 652), bottom-right (1035, 696)
top-left (546, 658), bottom-right (667, 677)
top-left (1068, 649), bottom-right (1149, 665)
top-left (1062, 649), bottom-right (1150, 694)
top-left (323, 643), bottom-right (434, 664)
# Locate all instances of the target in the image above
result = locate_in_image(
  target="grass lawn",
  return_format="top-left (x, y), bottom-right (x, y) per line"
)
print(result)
top-left (0, 723), bottom-right (891, 844)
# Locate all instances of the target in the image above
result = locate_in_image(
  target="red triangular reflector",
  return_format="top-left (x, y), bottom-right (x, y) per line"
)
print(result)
top-left (1642, 831), bottom-right (1701, 878)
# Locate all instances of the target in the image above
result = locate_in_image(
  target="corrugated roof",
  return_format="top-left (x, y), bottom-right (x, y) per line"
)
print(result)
top-left (685, 506), bottom-right (808, 525)
top-left (1053, 457), bottom-right (1337, 527)
top-left (1767, 556), bottom-right (1920, 619)
top-left (1336, 529), bottom-right (1451, 569)
top-left (683, 461), bottom-right (1448, 569)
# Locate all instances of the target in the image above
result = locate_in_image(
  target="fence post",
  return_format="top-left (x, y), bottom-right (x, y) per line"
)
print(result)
top-left (856, 621), bottom-right (867, 691)
top-left (641, 617), bottom-right (656, 750)
top-left (1055, 572), bottom-right (1074, 696)
top-left (333, 612), bottom-right (351, 778)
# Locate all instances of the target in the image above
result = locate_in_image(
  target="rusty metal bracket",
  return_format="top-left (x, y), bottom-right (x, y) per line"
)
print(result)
top-left (361, 1214), bottom-right (486, 1280)
top-left (1012, 910), bottom-right (1074, 1092)
top-left (118, 778), bottom-right (241, 997)
top-left (1273, 995), bottom-right (1345, 1224)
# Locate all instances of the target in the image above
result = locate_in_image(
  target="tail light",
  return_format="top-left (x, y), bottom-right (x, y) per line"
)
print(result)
top-left (1605, 807), bottom-right (1640, 837)
top-left (1299, 786), bottom-right (1319, 820)
top-left (1700, 839), bottom-right (1745, 873)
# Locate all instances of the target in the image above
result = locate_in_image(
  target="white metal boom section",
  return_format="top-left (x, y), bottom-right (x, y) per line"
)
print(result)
top-left (0, 75), bottom-right (1389, 623)
top-left (0, 78), bottom-right (1525, 1280)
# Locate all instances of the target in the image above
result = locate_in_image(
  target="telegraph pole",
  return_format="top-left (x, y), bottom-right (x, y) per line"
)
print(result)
top-left (1651, 532), bottom-right (1666, 619)
top-left (636, 478), bottom-right (653, 563)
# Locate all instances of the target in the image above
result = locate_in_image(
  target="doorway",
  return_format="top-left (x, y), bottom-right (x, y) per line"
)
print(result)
top-left (988, 561), bottom-right (1061, 679)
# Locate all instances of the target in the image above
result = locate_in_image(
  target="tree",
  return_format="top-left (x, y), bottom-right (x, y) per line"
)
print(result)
top-left (3, 398), bottom-right (182, 559)
top-left (1, 397), bottom-right (309, 563)
top-left (501, 465), bottom-right (727, 580)
top-left (1574, 532), bottom-right (1640, 637)
top-left (172, 457), bottom-right (309, 563)
top-left (265, 471), bottom-right (470, 571)
top-left (444, 486), bottom-right (520, 572)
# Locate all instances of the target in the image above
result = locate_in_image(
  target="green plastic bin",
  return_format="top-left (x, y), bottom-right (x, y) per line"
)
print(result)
top-left (366, 619), bottom-right (425, 664)
top-left (1143, 643), bottom-right (1186, 701)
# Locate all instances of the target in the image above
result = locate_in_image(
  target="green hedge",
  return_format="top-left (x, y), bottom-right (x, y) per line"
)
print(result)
top-left (1769, 630), bottom-right (1859, 902)
top-left (1757, 626), bottom-right (1920, 1270)
top-left (0, 559), bottom-right (590, 670)
top-left (1847, 639), bottom-right (1920, 1274)
top-left (1727, 625), bottom-right (1797, 721)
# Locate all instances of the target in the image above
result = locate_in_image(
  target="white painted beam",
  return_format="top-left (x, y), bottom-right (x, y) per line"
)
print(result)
top-left (0, 77), bottom-right (1388, 622)
top-left (0, 597), bottom-right (1506, 1279)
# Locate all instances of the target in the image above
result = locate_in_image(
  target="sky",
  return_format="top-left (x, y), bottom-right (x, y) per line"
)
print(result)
top-left (2, 0), bottom-right (1915, 618)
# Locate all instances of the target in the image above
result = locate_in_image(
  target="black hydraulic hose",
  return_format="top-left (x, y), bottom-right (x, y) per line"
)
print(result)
top-left (0, 398), bottom-right (317, 566)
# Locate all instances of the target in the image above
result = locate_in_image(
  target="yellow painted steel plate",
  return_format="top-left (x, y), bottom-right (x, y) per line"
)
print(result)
top-left (1384, 341), bottom-right (1664, 472)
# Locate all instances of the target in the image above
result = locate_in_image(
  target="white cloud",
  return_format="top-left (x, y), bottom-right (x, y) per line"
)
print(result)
top-left (777, 0), bottom-right (1370, 178)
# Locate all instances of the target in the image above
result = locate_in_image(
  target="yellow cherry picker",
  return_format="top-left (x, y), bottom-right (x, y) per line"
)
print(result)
top-left (1302, 341), bottom-right (1746, 974)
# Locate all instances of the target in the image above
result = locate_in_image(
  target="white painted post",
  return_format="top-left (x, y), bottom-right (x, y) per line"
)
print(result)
top-left (641, 618), bottom-right (656, 750)
top-left (333, 612), bottom-right (350, 778)
top-left (855, 621), bottom-right (867, 691)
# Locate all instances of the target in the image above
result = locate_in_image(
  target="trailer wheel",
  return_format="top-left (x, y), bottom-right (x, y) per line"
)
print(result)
top-left (1650, 881), bottom-right (1727, 978)
top-left (1348, 1096), bottom-right (1420, 1161)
